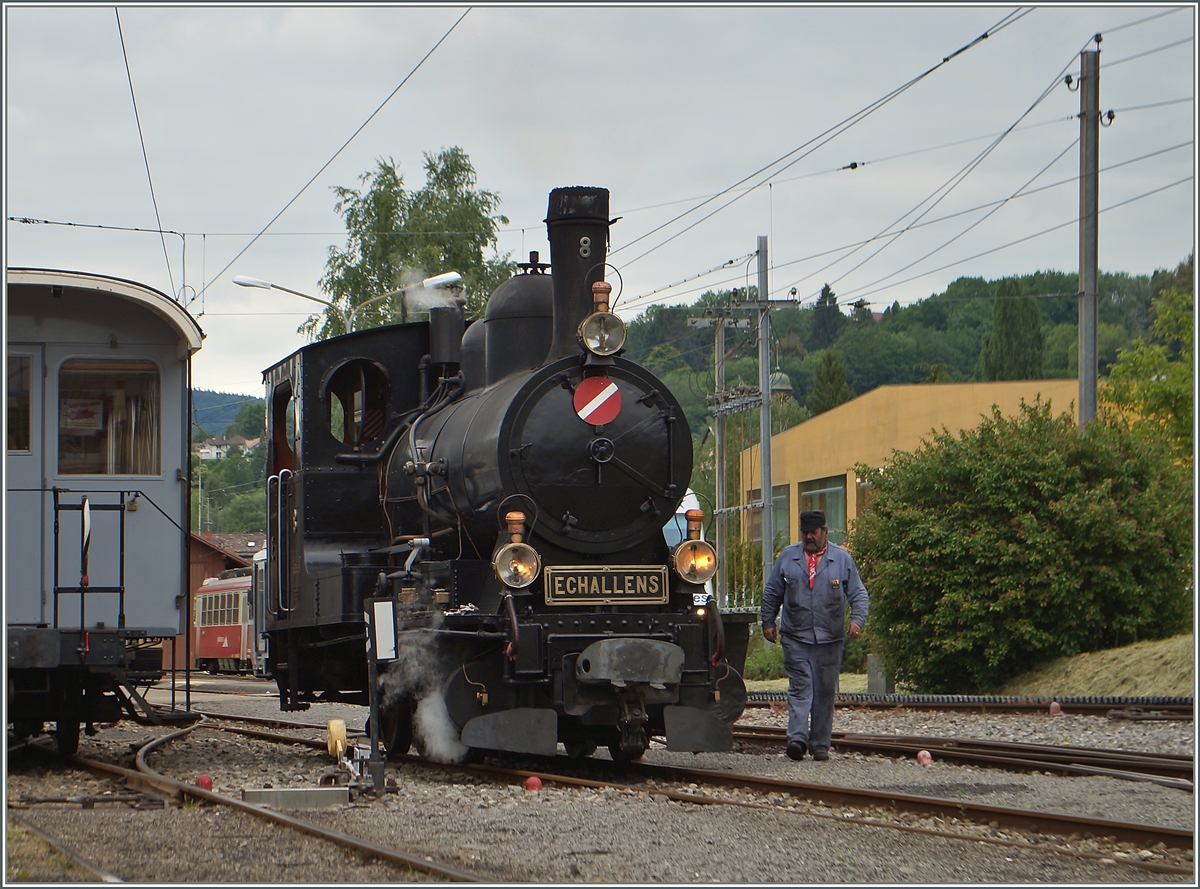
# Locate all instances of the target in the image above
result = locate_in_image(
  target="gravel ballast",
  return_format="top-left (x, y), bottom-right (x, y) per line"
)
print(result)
top-left (6, 682), bottom-right (1193, 883)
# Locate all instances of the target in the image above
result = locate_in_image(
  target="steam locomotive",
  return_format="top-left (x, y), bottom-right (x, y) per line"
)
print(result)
top-left (259, 186), bottom-right (751, 763)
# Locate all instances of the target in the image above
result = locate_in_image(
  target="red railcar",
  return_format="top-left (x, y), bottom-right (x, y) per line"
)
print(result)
top-left (193, 568), bottom-right (255, 673)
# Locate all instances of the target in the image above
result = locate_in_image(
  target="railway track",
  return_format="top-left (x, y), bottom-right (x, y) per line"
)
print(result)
top-left (732, 723), bottom-right (1194, 790)
top-left (747, 691), bottom-right (1195, 718)
top-left (193, 713), bottom-right (1192, 875)
top-left (11, 710), bottom-right (1192, 878)
top-left (9, 726), bottom-right (481, 883)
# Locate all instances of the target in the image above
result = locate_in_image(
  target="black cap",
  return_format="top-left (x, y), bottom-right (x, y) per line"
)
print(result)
top-left (800, 510), bottom-right (826, 532)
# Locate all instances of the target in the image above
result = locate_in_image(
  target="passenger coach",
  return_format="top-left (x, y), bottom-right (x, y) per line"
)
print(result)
top-left (6, 268), bottom-right (202, 752)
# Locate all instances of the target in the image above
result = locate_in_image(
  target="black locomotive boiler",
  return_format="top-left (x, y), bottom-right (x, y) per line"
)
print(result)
top-left (259, 186), bottom-right (751, 762)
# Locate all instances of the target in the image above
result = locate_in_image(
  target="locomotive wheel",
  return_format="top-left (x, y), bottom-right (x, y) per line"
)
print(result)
top-left (55, 719), bottom-right (80, 756)
top-left (606, 742), bottom-right (646, 767)
top-left (10, 721), bottom-right (43, 741)
top-left (564, 738), bottom-right (597, 760)
top-left (380, 696), bottom-right (414, 759)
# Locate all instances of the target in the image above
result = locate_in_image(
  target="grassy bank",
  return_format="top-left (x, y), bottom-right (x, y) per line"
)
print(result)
top-left (745, 633), bottom-right (1195, 697)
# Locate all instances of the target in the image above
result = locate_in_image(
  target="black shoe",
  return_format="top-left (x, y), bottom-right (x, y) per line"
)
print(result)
top-left (786, 741), bottom-right (807, 761)
top-left (811, 748), bottom-right (829, 761)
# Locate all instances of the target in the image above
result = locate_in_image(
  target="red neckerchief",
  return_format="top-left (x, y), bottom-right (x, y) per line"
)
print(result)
top-left (805, 542), bottom-right (827, 589)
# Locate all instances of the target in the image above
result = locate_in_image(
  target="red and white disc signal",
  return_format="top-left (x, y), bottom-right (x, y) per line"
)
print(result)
top-left (573, 376), bottom-right (622, 425)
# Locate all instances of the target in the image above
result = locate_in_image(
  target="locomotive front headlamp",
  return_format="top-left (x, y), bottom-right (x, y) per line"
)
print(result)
top-left (579, 311), bottom-right (626, 356)
top-left (494, 542), bottom-right (541, 589)
top-left (672, 539), bottom-right (718, 584)
top-left (579, 280), bottom-right (625, 355)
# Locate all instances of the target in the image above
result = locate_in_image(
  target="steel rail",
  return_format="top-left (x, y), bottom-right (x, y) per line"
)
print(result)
top-left (392, 754), bottom-right (1192, 876)
top-left (624, 759), bottom-right (1193, 851)
top-left (199, 719), bottom-right (1190, 854)
top-left (732, 724), bottom-right (1194, 788)
top-left (191, 720), bottom-right (1192, 873)
top-left (7, 809), bottom-right (125, 882)
top-left (36, 723), bottom-right (483, 883)
top-left (747, 691), bottom-right (1194, 717)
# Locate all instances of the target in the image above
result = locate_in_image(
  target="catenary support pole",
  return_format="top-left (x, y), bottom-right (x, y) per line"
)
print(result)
top-left (756, 236), bottom-right (773, 585)
top-left (1078, 47), bottom-right (1100, 428)
top-left (714, 314), bottom-right (727, 607)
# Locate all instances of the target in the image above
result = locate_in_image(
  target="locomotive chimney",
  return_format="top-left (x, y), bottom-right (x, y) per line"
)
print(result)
top-left (544, 186), bottom-right (610, 361)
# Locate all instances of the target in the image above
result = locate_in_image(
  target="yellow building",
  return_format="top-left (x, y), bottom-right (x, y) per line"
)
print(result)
top-left (740, 379), bottom-right (1079, 546)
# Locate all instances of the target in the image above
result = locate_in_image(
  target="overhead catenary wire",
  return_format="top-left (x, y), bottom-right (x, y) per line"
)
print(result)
top-left (829, 137), bottom-right (1082, 307)
top-left (193, 7), bottom-right (471, 302)
top-left (840, 173), bottom-right (1195, 304)
top-left (607, 7), bottom-right (1034, 272)
top-left (792, 39), bottom-right (1089, 304)
top-left (115, 8), bottom-right (174, 299)
top-left (617, 138), bottom-right (1191, 314)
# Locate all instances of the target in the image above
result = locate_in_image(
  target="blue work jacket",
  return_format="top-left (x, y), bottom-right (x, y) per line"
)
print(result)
top-left (761, 541), bottom-right (870, 644)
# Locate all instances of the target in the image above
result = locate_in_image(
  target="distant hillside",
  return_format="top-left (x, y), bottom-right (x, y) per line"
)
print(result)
top-left (193, 390), bottom-right (261, 437)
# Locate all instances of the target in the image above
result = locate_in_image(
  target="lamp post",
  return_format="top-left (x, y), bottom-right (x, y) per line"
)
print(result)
top-left (232, 272), bottom-right (463, 333)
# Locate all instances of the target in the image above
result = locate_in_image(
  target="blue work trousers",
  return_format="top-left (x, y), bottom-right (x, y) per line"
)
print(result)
top-left (781, 636), bottom-right (844, 752)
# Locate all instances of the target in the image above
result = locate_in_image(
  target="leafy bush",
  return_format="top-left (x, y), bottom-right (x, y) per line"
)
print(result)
top-left (742, 637), bottom-right (785, 681)
top-left (848, 400), bottom-right (1191, 693)
top-left (741, 624), bottom-right (869, 680)
top-left (841, 633), bottom-right (868, 674)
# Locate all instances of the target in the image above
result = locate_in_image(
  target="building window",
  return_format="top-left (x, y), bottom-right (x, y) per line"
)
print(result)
top-left (745, 484), bottom-right (790, 548)
top-left (57, 359), bottom-right (160, 475)
top-left (7, 356), bottom-right (31, 452)
top-left (799, 475), bottom-right (847, 544)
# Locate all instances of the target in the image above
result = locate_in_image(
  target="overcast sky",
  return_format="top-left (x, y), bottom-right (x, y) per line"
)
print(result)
top-left (5, 4), bottom-right (1195, 397)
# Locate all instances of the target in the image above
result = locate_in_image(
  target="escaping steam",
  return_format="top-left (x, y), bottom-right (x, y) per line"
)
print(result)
top-left (378, 625), bottom-right (470, 763)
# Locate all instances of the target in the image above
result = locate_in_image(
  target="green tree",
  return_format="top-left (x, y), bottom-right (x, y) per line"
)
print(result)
top-left (810, 283), bottom-right (845, 350)
top-left (302, 148), bottom-right (515, 339)
top-left (1104, 259), bottom-right (1194, 461)
top-left (848, 400), bottom-right (1191, 693)
top-left (981, 278), bottom-right (1044, 380)
top-left (806, 350), bottom-right (854, 415)
top-left (220, 491), bottom-right (266, 534)
top-left (224, 399), bottom-right (265, 441)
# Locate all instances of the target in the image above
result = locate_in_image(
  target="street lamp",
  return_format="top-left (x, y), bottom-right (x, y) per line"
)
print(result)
top-left (232, 272), bottom-right (463, 333)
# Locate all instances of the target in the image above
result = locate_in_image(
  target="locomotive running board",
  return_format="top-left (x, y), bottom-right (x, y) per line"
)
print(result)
top-left (461, 708), bottom-right (559, 756)
top-left (663, 705), bottom-right (733, 752)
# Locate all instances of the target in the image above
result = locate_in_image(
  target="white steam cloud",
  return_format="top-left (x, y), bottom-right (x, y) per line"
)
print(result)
top-left (379, 626), bottom-right (470, 763)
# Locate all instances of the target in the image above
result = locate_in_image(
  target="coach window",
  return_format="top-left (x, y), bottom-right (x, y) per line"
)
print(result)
top-left (325, 359), bottom-right (390, 448)
top-left (7, 356), bottom-right (31, 452)
top-left (57, 359), bottom-right (160, 475)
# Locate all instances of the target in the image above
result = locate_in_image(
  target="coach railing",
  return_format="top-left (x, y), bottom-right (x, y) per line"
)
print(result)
top-left (51, 488), bottom-right (126, 631)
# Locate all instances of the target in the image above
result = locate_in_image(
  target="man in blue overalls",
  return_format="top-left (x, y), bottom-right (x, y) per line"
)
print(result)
top-left (761, 510), bottom-right (869, 761)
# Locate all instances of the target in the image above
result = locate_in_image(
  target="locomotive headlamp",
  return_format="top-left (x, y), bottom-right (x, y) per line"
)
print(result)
top-left (579, 311), bottom-right (626, 356)
top-left (579, 280), bottom-right (625, 356)
top-left (495, 542), bottom-right (541, 589)
top-left (672, 539), bottom-right (718, 584)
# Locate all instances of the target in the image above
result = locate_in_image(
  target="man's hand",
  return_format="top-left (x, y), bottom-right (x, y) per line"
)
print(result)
top-left (848, 622), bottom-right (863, 640)
top-left (763, 625), bottom-right (777, 644)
